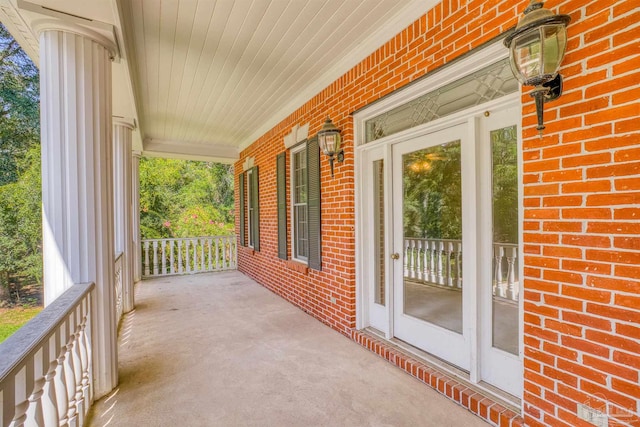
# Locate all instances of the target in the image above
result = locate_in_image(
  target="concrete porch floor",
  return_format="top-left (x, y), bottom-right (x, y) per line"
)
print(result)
top-left (88, 271), bottom-right (488, 427)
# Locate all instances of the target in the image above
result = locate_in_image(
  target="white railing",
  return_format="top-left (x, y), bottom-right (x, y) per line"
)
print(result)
top-left (114, 252), bottom-right (124, 327)
top-left (142, 235), bottom-right (237, 278)
top-left (404, 238), bottom-right (519, 302)
top-left (0, 283), bottom-right (94, 427)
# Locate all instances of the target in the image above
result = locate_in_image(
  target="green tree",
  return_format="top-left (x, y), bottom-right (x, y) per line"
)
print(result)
top-left (403, 142), bottom-right (462, 240)
top-left (0, 146), bottom-right (42, 298)
top-left (0, 23), bottom-right (41, 303)
top-left (139, 157), bottom-right (234, 239)
top-left (0, 23), bottom-right (39, 185)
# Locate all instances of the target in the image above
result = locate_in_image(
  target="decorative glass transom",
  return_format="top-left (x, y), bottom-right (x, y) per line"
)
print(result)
top-left (364, 59), bottom-right (518, 143)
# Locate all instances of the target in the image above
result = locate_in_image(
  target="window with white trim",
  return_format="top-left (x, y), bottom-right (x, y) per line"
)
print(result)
top-left (291, 144), bottom-right (309, 261)
top-left (247, 168), bottom-right (255, 248)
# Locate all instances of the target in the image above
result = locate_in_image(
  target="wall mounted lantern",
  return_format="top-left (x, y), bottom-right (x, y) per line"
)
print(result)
top-left (317, 117), bottom-right (344, 177)
top-left (504, 0), bottom-right (571, 135)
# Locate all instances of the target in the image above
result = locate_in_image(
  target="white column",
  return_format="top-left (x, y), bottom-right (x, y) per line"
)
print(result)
top-left (113, 119), bottom-right (135, 313)
top-left (38, 20), bottom-right (118, 398)
top-left (132, 151), bottom-right (142, 283)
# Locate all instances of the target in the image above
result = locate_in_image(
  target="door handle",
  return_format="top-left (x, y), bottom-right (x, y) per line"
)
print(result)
top-left (391, 253), bottom-right (400, 260)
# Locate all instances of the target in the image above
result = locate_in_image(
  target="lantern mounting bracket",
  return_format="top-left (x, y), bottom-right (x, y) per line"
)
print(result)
top-left (542, 73), bottom-right (563, 102)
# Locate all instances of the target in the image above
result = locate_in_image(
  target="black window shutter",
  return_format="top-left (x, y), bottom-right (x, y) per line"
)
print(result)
top-left (239, 172), bottom-right (246, 246)
top-left (307, 137), bottom-right (321, 271)
top-left (276, 153), bottom-right (287, 259)
top-left (251, 166), bottom-right (260, 252)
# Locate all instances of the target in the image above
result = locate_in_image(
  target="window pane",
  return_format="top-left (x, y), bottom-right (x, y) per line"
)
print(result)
top-left (365, 59), bottom-right (518, 143)
top-left (373, 159), bottom-right (385, 305)
top-left (294, 205), bottom-right (309, 258)
top-left (491, 125), bottom-right (519, 355)
top-left (402, 141), bottom-right (463, 333)
top-left (294, 150), bottom-right (307, 203)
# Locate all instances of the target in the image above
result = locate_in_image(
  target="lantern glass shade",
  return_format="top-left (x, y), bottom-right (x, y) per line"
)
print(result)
top-left (509, 23), bottom-right (567, 86)
top-left (319, 131), bottom-right (341, 157)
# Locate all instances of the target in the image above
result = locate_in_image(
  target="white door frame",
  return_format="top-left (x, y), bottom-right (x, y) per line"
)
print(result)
top-left (354, 40), bottom-right (524, 399)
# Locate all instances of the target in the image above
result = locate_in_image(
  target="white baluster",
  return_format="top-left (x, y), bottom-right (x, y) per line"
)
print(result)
top-left (144, 241), bottom-right (150, 277)
top-left (193, 239), bottom-right (198, 272)
top-left (493, 245), bottom-right (500, 297)
top-left (185, 240), bottom-right (191, 273)
top-left (456, 242), bottom-right (463, 288)
top-left (178, 240), bottom-right (183, 274)
top-left (446, 241), bottom-right (454, 287)
top-left (161, 240), bottom-right (167, 275)
top-left (215, 238), bottom-right (220, 270)
top-left (421, 240), bottom-right (428, 281)
top-left (436, 241), bottom-right (444, 285)
top-left (170, 240), bottom-right (175, 274)
top-left (11, 366), bottom-right (29, 427)
top-left (54, 343), bottom-right (69, 426)
top-left (200, 239), bottom-right (205, 271)
top-left (152, 241), bottom-right (159, 276)
top-left (64, 337), bottom-right (78, 425)
top-left (415, 240), bottom-right (422, 280)
top-left (78, 321), bottom-right (90, 418)
top-left (222, 238), bottom-right (228, 270)
top-left (41, 358), bottom-right (60, 426)
top-left (72, 326), bottom-right (84, 424)
top-left (207, 239), bottom-right (212, 271)
top-left (507, 246), bottom-right (517, 301)
top-left (82, 303), bottom-right (93, 404)
top-left (232, 238), bottom-right (237, 268)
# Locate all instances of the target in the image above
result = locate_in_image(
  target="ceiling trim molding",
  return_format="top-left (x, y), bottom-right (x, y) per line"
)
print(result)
top-left (238, 0), bottom-right (438, 151)
top-left (143, 138), bottom-right (239, 164)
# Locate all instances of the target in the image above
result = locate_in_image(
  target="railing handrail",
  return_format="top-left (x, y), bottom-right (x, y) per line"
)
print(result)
top-left (114, 251), bottom-right (124, 262)
top-left (405, 237), bottom-right (518, 247)
top-left (405, 237), bottom-right (461, 243)
top-left (141, 235), bottom-right (234, 243)
top-left (0, 282), bottom-right (94, 381)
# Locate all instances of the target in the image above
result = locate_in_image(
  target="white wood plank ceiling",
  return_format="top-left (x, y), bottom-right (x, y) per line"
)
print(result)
top-left (119, 0), bottom-right (428, 160)
top-left (0, 0), bottom-right (430, 161)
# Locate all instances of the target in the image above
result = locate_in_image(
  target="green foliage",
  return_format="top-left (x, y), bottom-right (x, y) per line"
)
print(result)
top-left (0, 23), bottom-right (39, 186)
top-left (491, 126), bottom-right (519, 244)
top-left (0, 146), bottom-right (42, 290)
top-left (139, 157), bottom-right (234, 239)
top-left (0, 24), bottom-right (42, 301)
top-left (403, 142), bottom-right (462, 240)
top-left (402, 129), bottom-right (519, 244)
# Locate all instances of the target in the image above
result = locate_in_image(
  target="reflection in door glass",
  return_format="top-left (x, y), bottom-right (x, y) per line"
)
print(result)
top-left (373, 160), bottom-right (385, 306)
top-left (491, 125), bottom-right (519, 355)
top-left (402, 141), bottom-right (463, 334)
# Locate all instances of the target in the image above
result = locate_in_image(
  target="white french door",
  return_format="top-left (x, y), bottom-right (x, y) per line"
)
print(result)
top-left (478, 104), bottom-right (523, 395)
top-left (360, 101), bottom-right (522, 397)
top-left (391, 123), bottom-right (471, 370)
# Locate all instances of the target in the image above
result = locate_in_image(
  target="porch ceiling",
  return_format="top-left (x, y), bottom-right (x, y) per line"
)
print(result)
top-left (0, 0), bottom-right (431, 162)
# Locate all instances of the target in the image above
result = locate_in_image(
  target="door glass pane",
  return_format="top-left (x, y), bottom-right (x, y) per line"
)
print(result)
top-left (373, 160), bottom-right (385, 305)
top-left (491, 125), bottom-right (519, 355)
top-left (403, 141), bottom-right (462, 333)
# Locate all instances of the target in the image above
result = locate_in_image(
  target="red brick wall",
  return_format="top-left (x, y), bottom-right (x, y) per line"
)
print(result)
top-left (520, 1), bottom-right (640, 426)
top-left (236, 1), bottom-right (640, 426)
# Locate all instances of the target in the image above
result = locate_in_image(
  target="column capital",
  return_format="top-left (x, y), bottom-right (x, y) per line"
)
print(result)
top-left (132, 151), bottom-right (142, 159)
top-left (32, 18), bottom-right (117, 60)
top-left (113, 117), bottom-right (136, 130)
